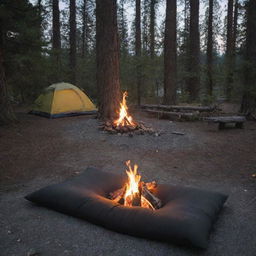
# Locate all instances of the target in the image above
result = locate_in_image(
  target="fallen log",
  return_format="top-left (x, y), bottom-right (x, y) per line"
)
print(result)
top-left (145, 109), bottom-right (199, 121)
top-left (141, 104), bottom-right (217, 112)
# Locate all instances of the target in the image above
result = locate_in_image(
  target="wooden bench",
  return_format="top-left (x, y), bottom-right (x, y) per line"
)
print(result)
top-left (204, 116), bottom-right (246, 130)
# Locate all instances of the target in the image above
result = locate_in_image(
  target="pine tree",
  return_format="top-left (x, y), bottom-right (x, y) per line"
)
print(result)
top-left (0, 23), bottom-right (15, 124)
top-left (135, 0), bottom-right (142, 105)
top-left (117, 0), bottom-right (129, 57)
top-left (177, 0), bottom-right (190, 96)
top-left (96, 0), bottom-right (121, 119)
top-left (241, 0), bottom-right (256, 115)
top-left (163, 0), bottom-right (177, 105)
top-left (225, 0), bottom-right (234, 100)
top-left (232, 0), bottom-right (239, 52)
top-left (206, 0), bottom-right (213, 96)
top-left (81, 0), bottom-right (89, 58)
top-left (52, 0), bottom-right (61, 81)
top-left (149, 0), bottom-right (157, 58)
top-left (142, 0), bottom-right (150, 55)
top-left (187, 0), bottom-right (200, 101)
top-left (69, 0), bottom-right (77, 83)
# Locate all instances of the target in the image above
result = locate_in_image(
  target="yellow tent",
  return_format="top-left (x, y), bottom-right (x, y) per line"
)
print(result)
top-left (30, 82), bottom-right (97, 118)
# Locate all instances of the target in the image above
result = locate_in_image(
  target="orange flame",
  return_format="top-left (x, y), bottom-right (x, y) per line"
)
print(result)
top-left (114, 92), bottom-right (135, 127)
top-left (124, 161), bottom-right (155, 210)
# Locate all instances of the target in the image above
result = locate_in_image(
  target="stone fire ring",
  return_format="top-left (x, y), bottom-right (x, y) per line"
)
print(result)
top-left (25, 168), bottom-right (228, 249)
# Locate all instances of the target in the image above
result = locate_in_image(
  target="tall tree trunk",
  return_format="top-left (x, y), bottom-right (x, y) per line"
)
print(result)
top-left (69, 0), bottom-right (76, 84)
top-left (142, 0), bottom-right (151, 55)
top-left (163, 0), bottom-right (177, 105)
top-left (0, 23), bottom-right (15, 124)
top-left (206, 0), bottom-right (213, 96)
top-left (232, 0), bottom-right (239, 54)
top-left (118, 0), bottom-right (128, 56)
top-left (225, 0), bottom-right (234, 100)
top-left (241, 0), bottom-right (256, 115)
top-left (136, 0), bottom-right (142, 105)
top-left (52, 0), bottom-right (61, 81)
top-left (149, 0), bottom-right (156, 58)
top-left (96, 0), bottom-right (121, 120)
top-left (187, 0), bottom-right (200, 102)
top-left (81, 0), bottom-right (88, 58)
top-left (37, 0), bottom-right (43, 39)
top-left (183, 0), bottom-right (189, 95)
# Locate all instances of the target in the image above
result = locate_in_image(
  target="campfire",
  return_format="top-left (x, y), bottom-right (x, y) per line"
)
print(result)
top-left (99, 91), bottom-right (155, 135)
top-left (109, 161), bottom-right (162, 210)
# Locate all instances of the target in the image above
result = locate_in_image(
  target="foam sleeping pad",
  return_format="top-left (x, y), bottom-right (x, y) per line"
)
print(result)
top-left (25, 167), bottom-right (228, 248)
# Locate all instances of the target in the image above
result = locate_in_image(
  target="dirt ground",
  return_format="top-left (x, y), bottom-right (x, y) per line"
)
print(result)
top-left (0, 109), bottom-right (256, 256)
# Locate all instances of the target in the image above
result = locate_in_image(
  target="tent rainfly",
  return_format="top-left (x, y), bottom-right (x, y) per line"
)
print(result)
top-left (30, 82), bottom-right (97, 118)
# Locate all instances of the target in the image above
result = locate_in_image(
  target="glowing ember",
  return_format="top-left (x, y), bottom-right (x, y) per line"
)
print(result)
top-left (114, 92), bottom-right (136, 127)
top-left (109, 161), bottom-right (162, 210)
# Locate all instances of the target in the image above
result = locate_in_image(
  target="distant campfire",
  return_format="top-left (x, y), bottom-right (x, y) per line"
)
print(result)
top-left (109, 161), bottom-right (162, 210)
top-left (99, 91), bottom-right (155, 135)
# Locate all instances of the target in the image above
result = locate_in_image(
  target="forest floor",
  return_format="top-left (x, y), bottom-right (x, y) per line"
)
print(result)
top-left (0, 107), bottom-right (256, 256)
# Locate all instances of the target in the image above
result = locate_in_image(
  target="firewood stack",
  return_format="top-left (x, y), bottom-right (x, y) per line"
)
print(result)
top-left (99, 120), bottom-right (155, 135)
top-left (109, 181), bottom-right (162, 210)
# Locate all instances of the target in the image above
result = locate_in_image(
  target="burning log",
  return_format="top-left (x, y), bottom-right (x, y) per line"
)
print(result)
top-left (99, 121), bottom-right (155, 135)
top-left (145, 181), bottom-right (157, 192)
top-left (141, 183), bottom-right (162, 209)
top-left (108, 161), bottom-right (162, 210)
top-left (99, 91), bottom-right (156, 135)
top-left (109, 186), bottom-right (126, 204)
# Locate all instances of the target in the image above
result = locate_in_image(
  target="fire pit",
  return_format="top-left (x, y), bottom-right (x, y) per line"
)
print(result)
top-left (99, 92), bottom-right (155, 135)
top-left (25, 163), bottom-right (228, 249)
top-left (109, 161), bottom-right (161, 210)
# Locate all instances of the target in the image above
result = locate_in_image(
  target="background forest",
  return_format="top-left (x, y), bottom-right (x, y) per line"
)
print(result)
top-left (0, 0), bottom-right (255, 120)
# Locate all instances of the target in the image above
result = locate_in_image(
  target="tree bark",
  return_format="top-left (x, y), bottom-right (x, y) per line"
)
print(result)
top-left (135, 0), bottom-right (142, 105)
top-left (81, 0), bottom-right (88, 58)
top-left (0, 23), bottom-right (15, 124)
top-left (37, 0), bottom-right (43, 40)
top-left (225, 0), bottom-right (234, 100)
top-left (52, 0), bottom-right (61, 80)
top-left (118, 0), bottom-right (128, 56)
top-left (163, 0), bottom-right (177, 105)
top-left (96, 0), bottom-right (121, 120)
top-left (206, 0), bottom-right (213, 96)
top-left (69, 0), bottom-right (77, 84)
top-left (187, 0), bottom-right (200, 102)
top-left (241, 0), bottom-right (256, 115)
top-left (232, 0), bottom-right (238, 53)
top-left (149, 0), bottom-right (156, 58)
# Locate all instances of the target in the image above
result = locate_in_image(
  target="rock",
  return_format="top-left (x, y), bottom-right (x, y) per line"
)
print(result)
top-left (105, 121), bottom-right (111, 127)
top-left (27, 249), bottom-right (40, 256)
